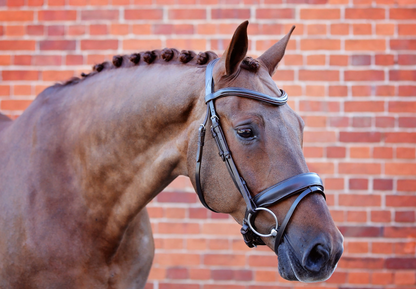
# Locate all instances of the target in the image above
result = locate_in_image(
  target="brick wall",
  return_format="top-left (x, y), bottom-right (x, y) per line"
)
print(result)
top-left (0, 0), bottom-right (415, 288)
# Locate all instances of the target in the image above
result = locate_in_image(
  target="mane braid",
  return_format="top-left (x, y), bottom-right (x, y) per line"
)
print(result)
top-left (59, 49), bottom-right (219, 87)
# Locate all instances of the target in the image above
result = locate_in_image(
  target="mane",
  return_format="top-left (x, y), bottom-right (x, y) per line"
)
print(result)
top-left (59, 49), bottom-right (260, 87)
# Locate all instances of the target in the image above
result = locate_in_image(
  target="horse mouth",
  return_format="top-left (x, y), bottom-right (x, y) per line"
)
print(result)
top-left (277, 237), bottom-right (340, 283)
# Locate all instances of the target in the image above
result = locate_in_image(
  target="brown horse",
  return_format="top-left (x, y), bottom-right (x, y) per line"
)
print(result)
top-left (0, 21), bottom-right (343, 288)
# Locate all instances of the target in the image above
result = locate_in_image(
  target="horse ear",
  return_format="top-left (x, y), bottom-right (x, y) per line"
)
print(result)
top-left (223, 21), bottom-right (249, 76)
top-left (258, 26), bottom-right (295, 76)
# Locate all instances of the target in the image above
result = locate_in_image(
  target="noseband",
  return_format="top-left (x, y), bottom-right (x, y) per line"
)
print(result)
top-left (195, 58), bottom-right (326, 253)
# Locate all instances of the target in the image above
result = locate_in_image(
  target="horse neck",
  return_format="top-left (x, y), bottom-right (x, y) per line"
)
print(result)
top-left (36, 63), bottom-right (205, 244)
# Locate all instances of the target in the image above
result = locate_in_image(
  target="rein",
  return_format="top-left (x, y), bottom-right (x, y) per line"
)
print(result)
top-left (195, 58), bottom-right (326, 253)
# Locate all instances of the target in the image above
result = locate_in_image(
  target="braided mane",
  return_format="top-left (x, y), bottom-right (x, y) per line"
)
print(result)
top-left (61, 48), bottom-right (260, 86)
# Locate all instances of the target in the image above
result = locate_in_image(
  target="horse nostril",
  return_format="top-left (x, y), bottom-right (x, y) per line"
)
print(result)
top-left (303, 244), bottom-right (330, 273)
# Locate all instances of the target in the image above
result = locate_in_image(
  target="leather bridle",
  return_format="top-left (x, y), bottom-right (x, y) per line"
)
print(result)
top-left (195, 58), bottom-right (326, 253)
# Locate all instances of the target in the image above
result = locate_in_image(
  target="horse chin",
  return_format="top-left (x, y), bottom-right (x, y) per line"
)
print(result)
top-left (277, 240), bottom-right (337, 283)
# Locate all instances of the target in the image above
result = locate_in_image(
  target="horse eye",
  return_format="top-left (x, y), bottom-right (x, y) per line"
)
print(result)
top-left (237, 128), bottom-right (254, 139)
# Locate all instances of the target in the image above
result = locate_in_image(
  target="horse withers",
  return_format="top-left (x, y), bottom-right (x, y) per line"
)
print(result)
top-left (0, 21), bottom-right (343, 288)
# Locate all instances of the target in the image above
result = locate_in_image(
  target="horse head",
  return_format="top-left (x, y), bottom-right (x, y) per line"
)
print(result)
top-left (189, 21), bottom-right (343, 282)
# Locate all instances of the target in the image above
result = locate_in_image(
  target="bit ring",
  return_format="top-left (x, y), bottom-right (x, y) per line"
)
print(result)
top-left (247, 207), bottom-right (278, 238)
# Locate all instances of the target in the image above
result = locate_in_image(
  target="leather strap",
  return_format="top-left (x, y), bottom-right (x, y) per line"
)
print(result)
top-left (274, 186), bottom-right (324, 252)
top-left (254, 172), bottom-right (324, 207)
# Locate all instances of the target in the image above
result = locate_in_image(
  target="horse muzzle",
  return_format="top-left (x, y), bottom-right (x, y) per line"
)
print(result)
top-left (277, 232), bottom-right (344, 282)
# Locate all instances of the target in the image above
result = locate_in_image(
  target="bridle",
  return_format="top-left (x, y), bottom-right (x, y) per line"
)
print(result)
top-left (195, 58), bottom-right (326, 253)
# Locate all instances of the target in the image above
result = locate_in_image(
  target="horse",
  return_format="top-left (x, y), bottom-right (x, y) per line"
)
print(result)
top-left (0, 21), bottom-right (343, 288)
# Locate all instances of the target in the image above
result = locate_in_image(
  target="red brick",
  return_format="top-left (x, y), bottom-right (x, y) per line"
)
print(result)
top-left (299, 70), bottom-right (339, 81)
top-left (327, 146), bottom-right (346, 158)
top-left (300, 8), bottom-right (340, 19)
top-left (398, 179), bottom-right (416, 191)
top-left (345, 70), bottom-right (385, 81)
top-left (375, 85), bottom-right (395, 96)
top-left (397, 147), bottom-right (415, 159)
top-left (375, 54), bottom-right (395, 65)
top-left (399, 117), bottom-right (416, 128)
top-left (0, 85), bottom-right (11, 96)
top-left (0, 40), bottom-right (36, 51)
top-left (302, 115), bottom-right (326, 127)
top-left (110, 24), bottom-right (129, 35)
top-left (376, 23), bottom-right (395, 35)
top-left (5, 25), bottom-right (25, 36)
top-left (306, 162), bottom-right (335, 174)
top-left (386, 195), bottom-right (416, 207)
top-left (13, 85), bottom-right (31, 95)
top-left (339, 226), bottom-right (382, 237)
top-left (0, 11), bottom-right (34, 21)
top-left (350, 146), bottom-right (371, 157)
top-left (346, 8), bottom-right (385, 19)
top-left (32, 55), bottom-right (62, 66)
top-left (166, 267), bottom-right (188, 280)
top-left (391, 39), bottom-right (416, 50)
top-left (303, 146), bottom-right (324, 158)
top-left (385, 227), bottom-right (416, 239)
top-left (47, 25), bottom-right (64, 36)
top-left (345, 101), bottom-right (384, 112)
top-left (340, 257), bottom-right (384, 269)
top-left (26, 25), bottom-right (44, 35)
top-left (212, 9), bottom-right (250, 19)
top-left (301, 39), bottom-right (340, 50)
top-left (375, 116), bottom-right (395, 128)
top-left (169, 9), bottom-right (206, 20)
top-left (132, 24), bottom-right (152, 35)
top-left (125, 9), bottom-right (163, 20)
top-left (38, 10), bottom-right (77, 21)
top-left (386, 258), bottom-right (416, 269)
top-left (2, 70), bottom-right (39, 81)
top-left (48, 0), bottom-right (65, 5)
top-left (204, 254), bottom-right (246, 266)
top-left (81, 40), bottom-right (118, 50)
top-left (340, 132), bottom-right (382, 143)
top-left (389, 101), bottom-right (416, 113)
top-left (352, 23), bottom-right (372, 35)
top-left (373, 179), bottom-right (393, 190)
top-left (349, 178), bottom-right (368, 190)
top-left (345, 40), bottom-right (386, 51)
top-left (339, 163), bottom-right (381, 174)
top-left (347, 241), bottom-right (369, 254)
top-left (14, 55), bottom-right (31, 65)
top-left (398, 55), bottom-right (416, 66)
top-left (256, 8), bottom-right (294, 19)
top-left (390, 8), bottom-right (416, 19)
top-left (90, 24), bottom-right (108, 35)
top-left (81, 10), bottom-right (118, 20)
top-left (395, 211), bottom-right (415, 223)
top-left (28, 0), bottom-right (44, 5)
top-left (385, 132), bottom-right (416, 143)
top-left (390, 70), bottom-right (416, 81)
top-left (372, 272), bottom-right (394, 285)
top-left (352, 85), bottom-right (372, 96)
top-left (371, 210), bottom-right (392, 222)
top-left (328, 85), bottom-right (348, 97)
top-left (40, 40), bottom-right (76, 50)
top-left (398, 24), bottom-right (416, 35)
top-left (7, 0), bottom-right (25, 6)
top-left (153, 24), bottom-right (194, 35)
top-left (329, 116), bottom-right (349, 127)
top-left (1, 100), bottom-right (33, 110)
top-left (331, 24), bottom-right (349, 35)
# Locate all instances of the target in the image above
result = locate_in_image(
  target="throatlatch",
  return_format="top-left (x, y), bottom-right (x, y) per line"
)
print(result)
top-left (195, 58), bottom-right (326, 253)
